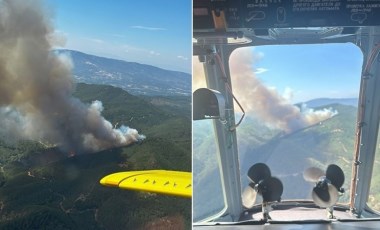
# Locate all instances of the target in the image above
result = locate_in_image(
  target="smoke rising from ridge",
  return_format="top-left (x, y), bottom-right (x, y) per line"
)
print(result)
top-left (0, 0), bottom-right (145, 152)
top-left (192, 57), bottom-right (205, 91)
top-left (230, 48), bottom-right (337, 133)
top-left (192, 48), bottom-right (337, 133)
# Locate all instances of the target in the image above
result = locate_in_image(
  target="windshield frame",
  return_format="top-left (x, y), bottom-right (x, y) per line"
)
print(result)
top-left (198, 45), bottom-right (243, 221)
top-left (193, 26), bottom-right (380, 223)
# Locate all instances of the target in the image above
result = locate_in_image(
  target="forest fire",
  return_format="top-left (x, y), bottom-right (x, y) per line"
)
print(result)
top-left (0, 0), bottom-right (145, 153)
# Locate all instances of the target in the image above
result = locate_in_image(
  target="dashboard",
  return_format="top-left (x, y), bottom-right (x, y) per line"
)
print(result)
top-left (195, 220), bottom-right (380, 230)
top-left (194, 0), bottom-right (380, 31)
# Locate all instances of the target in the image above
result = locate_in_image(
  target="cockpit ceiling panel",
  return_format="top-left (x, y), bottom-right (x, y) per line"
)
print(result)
top-left (194, 0), bottom-right (380, 31)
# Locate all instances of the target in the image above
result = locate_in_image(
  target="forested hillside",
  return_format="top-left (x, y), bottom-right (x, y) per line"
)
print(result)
top-left (0, 83), bottom-right (191, 229)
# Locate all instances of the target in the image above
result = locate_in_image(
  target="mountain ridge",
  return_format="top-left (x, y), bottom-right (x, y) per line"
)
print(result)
top-left (194, 101), bottom-right (359, 219)
top-left (54, 49), bottom-right (191, 96)
top-left (302, 98), bottom-right (358, 108)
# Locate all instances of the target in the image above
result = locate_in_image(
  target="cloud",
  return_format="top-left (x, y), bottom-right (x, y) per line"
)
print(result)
top-left (121, 44), bottom-right (144, 53)
top-left (254, 67), bottom-right (268, 74)
top-left (177, 55), bottom-right (188, 61)
top-left (149, 50), bottom-right (160, 56)
top-left (85, 37), bottom-right (105, 44)
top-left (131, 25), bottom-right (167, 31)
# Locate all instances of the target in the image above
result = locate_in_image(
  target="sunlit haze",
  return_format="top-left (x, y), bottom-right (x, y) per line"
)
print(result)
top-left (248, 44), bottom-right (363, 103)
top-left (46, 0), bottom-right (191, 73)
top-left (193, 43), bottom-right (363, 103)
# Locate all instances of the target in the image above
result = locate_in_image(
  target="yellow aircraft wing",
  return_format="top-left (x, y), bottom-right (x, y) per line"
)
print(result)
top-left (100, 170), bottom-right (191, 198)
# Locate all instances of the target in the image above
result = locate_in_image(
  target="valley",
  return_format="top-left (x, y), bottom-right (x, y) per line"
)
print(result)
top-left (193, 100), bottom-right (379, 220)
top-left (0, 83), bottom-right (191, 229)
top-left (55, 50), bottom-right (191, 97)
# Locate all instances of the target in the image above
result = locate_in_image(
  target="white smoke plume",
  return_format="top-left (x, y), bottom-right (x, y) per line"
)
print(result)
top-left (192, 48), bottom-right (338, 133)
top-left (192, 56), bottom-right (207, 91)
top-left (0, 0), bottom-right (145, 153)
top-left (230, 48), bottom-right (337, 133)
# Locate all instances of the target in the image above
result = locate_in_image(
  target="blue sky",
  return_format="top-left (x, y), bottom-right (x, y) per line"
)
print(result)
top-left (247, 43), bottom-right (363, 103)
top-left (45, 0), bottom-right (191, 73)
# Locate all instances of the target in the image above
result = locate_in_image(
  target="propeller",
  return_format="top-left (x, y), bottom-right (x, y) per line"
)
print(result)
top-left (242, 183), bottom-right (257, 208)
top-left (242, 163), bottom-right (283, 209)
top-left (304, 164), bottom-right (345, 208)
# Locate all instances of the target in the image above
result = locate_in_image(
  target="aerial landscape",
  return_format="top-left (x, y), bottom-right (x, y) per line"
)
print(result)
top-left (0, 0), bottom-right (191, 229)
top-left (193, 99), bottom-right (359, 219)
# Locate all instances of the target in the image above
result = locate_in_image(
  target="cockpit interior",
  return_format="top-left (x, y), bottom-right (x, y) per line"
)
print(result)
top-left (193, 1), bottom-right (380, 229)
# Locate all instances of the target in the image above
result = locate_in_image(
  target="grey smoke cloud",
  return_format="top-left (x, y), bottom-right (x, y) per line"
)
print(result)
top-left (0, 0), bottom-right (145, 153)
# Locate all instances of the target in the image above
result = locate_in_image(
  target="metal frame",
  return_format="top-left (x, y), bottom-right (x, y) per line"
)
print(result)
top-left (201, 44), bottom-right (243, 221)
top-left (351, 26), bottom-right (380, 216)
top-left (194, 25), bottom-right (380, 221)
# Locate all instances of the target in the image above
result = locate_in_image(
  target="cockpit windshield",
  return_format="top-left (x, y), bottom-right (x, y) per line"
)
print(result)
top-left (231, 44), bottom-right (362, 203)
top-left (193, 42), bottom-right (366, 222)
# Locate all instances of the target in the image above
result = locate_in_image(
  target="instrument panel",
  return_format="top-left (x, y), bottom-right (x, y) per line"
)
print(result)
top-left (194, 0), bottom-right (380, 30)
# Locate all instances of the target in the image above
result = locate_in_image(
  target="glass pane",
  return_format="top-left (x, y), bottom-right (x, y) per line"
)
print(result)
top-left (193, 57), bottom-right (226, 221)
top-left (230, 44), bottom-right (362, 204)
top-left (193, 120), bottom-right (225, 222)
top-left (368, 132), bottom-right (380, 211)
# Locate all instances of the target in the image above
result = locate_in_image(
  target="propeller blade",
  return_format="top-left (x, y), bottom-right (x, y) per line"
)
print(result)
top-left (247, 163), bottom-right (271, 184)
top-left (326, 164), bottom-right (345, 189)
top-left (313, 178), bottom-right (330, 202)
top-left (259, 177), bottom-right (283, 202)
top-left (242, 183), bottom-right (257, 208)
top-left (303, 167), bottom-right (325, 182)
top-left (312, 183), bottom-right (338, 208)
